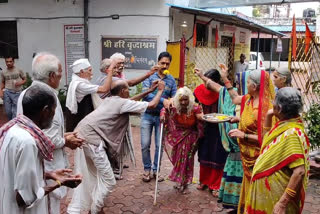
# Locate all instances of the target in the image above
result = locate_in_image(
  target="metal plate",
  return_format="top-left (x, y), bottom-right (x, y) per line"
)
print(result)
top-left (202, 113), bottom-right (231, 123)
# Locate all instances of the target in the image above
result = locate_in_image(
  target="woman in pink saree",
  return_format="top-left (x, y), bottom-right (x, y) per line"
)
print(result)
top-left (160, 87), bottom-right (203, 194)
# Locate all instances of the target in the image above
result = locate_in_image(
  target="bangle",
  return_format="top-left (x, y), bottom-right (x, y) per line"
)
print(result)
top-left (227, 87), bottom-right (233, 91)
top-left (285, 188), bottom-right (296, 198)
top-left (244, 133), bottom-right (248, 141)
top-left (224, 80), bottom-right (231, 85)
top-left (263, 126), bottom-right (271, 130)
top-left (55, 180), bottom-right (62, 187)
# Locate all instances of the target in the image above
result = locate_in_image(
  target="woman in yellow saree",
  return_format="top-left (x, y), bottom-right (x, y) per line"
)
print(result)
top-left (219, 67), bottom-right (275, 213)
top-left (245, 87), bottom-right (309, 214)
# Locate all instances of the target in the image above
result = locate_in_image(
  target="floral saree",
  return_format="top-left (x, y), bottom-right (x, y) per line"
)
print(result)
top-left (245, 117), bottom-right (310, 214)
top-left (218, 87), bottom-right (244, 209)
top-left (238, 70), bottom-right (275, 213)
top-left (160, 105), bottom-right (203, 186)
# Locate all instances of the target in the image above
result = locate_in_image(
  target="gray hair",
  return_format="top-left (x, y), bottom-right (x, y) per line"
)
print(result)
top-left (277, 67), bottom-right (292, 86)
top-left (173, 86), bottom-right (195, 116)
top-left (248, 69), bottom-right (262, 87)
top-left (32, 52), bottom-right (60, 83)
top-left (110, 52), bottom-right (125, 60)
top-left (100, 58), bottom-right (112, 72)
top-left (275, 87), bottom-right (303, 119)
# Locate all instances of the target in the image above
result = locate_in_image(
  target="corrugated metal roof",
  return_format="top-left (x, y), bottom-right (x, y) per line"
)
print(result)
top-left (166, 3), bottom-right (285, 37)
top-left (267, 25), bottom-right (316, 32)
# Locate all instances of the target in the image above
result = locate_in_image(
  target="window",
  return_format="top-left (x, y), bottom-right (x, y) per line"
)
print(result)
top-left (196, 23), bottom-right (208, 46)
top-left (0, 21), bottom-right (18, 58)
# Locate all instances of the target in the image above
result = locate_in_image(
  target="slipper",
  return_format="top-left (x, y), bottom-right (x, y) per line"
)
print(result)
top-left (123, 164), bottom-right (129, 168)
top-left (114, 174), bottom-right (123, 180)
top-left (197, 183), bottom-right (207, 190)
top-left (142, 172), bottom-right (151, 182)
top-left (211, 189), bottom-right (219, 197)
top-left (153, 172), bottom-right (165, 182)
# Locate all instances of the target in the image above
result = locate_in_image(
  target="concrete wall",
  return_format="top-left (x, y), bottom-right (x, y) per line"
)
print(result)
top-left (0, 0), bottom-right (171, 87)
top-left (170, 8), bottom-right (252, 59)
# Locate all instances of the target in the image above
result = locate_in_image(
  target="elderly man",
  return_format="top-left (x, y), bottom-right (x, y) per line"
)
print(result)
top-left (65, 58), bottom-right (117, 132)
top-left (16, 52), bottom-right (84, 214)
top-left (0, 57), bottom-right (26, 120)
top-left (0, 85), bottom-right (82, 214)
top-left (97, 57), bottom-right (159, 98)
top-left (67, 80), bottom-right (165, 214)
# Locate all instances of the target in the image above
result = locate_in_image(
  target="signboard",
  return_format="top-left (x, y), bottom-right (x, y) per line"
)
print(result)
top-left (239, 32), bottom-right (246, 43)
top-left (276, 37), bottom-right (283, 52)
top-left (64, 24), bottom-right (85, 84)
top-left (101, 37), bottom-right (157, 70)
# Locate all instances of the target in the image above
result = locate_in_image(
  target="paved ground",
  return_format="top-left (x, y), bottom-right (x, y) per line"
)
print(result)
top-left (1, 106), bottom-right (320, 213)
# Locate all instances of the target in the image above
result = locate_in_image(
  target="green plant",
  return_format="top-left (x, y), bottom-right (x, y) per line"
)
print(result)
top-left (58, 86), bottom-right (68, 112)
top-left (22, 73), bottom-right (32, 89)
top-left (304, 103), bottom-right (320, 150)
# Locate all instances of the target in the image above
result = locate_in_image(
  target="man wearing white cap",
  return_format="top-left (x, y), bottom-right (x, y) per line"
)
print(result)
top-left (65, 58), bottom-right (117, 132)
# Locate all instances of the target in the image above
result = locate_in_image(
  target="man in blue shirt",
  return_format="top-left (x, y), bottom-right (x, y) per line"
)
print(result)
top-left (141, 52), bottom-right (177, 182)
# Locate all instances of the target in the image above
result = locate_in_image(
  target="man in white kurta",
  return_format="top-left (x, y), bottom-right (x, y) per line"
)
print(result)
top-left (0, 124), bottom-right (48, 214)
top-left (16, 52), bottom-right (83, 214)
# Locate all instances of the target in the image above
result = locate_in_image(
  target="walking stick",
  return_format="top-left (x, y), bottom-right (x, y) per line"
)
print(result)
top-left (153, 123), bottom-right (164, 205)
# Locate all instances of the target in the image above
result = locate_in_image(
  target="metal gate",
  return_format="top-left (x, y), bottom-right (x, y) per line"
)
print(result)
top-left (289, 36), bottom-right (320, 110)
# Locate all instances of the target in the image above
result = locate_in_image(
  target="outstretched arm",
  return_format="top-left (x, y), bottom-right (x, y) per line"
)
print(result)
top-left (130, 80), bottom-right (159, 101)
top-left (219, 64), bottom-right (242, 105)
top-left (194, 68), bottom-right (222, 93)
top-left (127, 65), bottom-right (160, 87)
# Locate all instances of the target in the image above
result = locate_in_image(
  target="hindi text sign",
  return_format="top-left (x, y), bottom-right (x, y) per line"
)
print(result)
top-left (102, 37), bottom-right (157, 70)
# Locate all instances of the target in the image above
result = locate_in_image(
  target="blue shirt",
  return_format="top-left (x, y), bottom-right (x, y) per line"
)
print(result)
top-left (142, 72), bottom-right (177, 115)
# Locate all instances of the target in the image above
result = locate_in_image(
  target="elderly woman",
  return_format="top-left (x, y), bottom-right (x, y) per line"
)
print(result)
top-left (160, 87), bottom-right (203, 194)
top-left (272, 67), bottom-right (292, 90)
top-left (213, 65), bottom-right (275, 213)
top-left (245, 87), bottom-right (309, 214)
top-left (195, 68), bottom-right (244, 209)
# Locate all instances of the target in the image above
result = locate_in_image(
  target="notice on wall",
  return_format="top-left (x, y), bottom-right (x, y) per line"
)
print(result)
top-left (101, 37), bottom-right (157, 70)
top-left (276, 37), bottom-right (283, 53)
top-left (239, 32), bottom-right (246, 44)
top-left (64, 24), bottom-right (85, 84)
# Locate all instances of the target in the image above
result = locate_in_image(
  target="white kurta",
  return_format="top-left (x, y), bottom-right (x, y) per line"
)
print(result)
top-left (0, 125), bottom-right (48, 214)
top-left (17, 81), bottom-right (67, 214)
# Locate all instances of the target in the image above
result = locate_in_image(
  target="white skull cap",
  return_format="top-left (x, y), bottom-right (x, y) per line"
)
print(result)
top-left (70, 58), bottom-right (91, 73)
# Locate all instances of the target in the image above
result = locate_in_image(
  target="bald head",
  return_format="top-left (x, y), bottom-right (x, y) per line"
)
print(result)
top-left (110, 80), bottom-right (128, 96)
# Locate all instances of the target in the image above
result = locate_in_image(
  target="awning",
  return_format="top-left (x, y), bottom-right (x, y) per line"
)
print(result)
top-left (195, 0), bottom-right (319, 8)
top-left (167, 3), bottom-right (285, 37)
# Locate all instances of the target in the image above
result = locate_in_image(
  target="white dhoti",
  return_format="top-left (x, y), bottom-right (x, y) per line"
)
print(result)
top-left (67, 141), bottom-right (116, 214)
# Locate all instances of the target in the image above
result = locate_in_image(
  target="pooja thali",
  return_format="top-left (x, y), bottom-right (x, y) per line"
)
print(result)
top-left (202, 113), bottom-right (231, 123)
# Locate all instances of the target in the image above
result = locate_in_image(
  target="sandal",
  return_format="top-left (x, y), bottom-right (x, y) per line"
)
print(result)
top-left (197, 183), bottom-right (207, 190)
top-left (179, 185), bottom-right (190, 194)
top-left (142, 172), bottom-right (151, 182)
top-left (211, 189), bottom-right (219, 198)
top-left (153, 172), bottom-right (165, 182)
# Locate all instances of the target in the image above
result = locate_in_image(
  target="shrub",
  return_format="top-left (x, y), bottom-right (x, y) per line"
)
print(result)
top-left (304, 103), bottom-right (320, 150)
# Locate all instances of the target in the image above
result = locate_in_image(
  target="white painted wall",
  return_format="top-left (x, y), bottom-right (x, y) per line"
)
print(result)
top-left (0, 0), bottom-right (172, 88)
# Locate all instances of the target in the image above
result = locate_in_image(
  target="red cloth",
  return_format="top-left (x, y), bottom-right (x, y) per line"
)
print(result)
top-left (199, 165), bottom-right (223, 190)
top-left (194, 84), bottom-right (219, 106)
top-left (291, 15), bottom-right (297, 59)
top-left (193, 23), bottom-right (197, 47)
top-left (215, 25), bottom-right (219, 48)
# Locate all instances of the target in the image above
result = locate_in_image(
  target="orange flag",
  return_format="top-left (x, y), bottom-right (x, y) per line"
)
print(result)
top-left (193, 23), bottom-right (197, 47)
top-left (305, 22), bottom-right (312, 54)
top-left (291, 15), bottom-right (297, 59)
top-left (215, 25), bottom-right (219, 48)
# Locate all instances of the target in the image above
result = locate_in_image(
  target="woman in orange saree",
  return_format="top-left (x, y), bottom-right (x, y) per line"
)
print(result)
top-left (245, 87), bottom-right (309, 214)
top-left (218, 66), bottom-right (275, 213)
